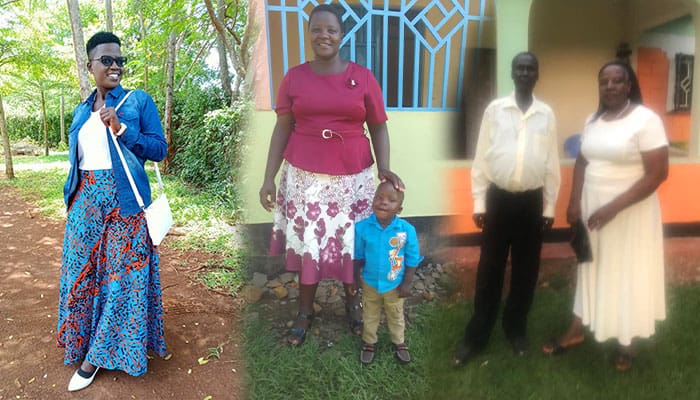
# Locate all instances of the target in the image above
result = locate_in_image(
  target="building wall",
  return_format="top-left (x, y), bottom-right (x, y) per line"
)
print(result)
top-left (529, 0), bottom-right (626, 152)
top-left (636, 46), bottom-right (693, 146)
top-left (243, 110), bottom-right (453, 224)
top-left (626, 0), bottom-right (690, 36)
top-left (260, 0), bottom-right (494, 111)
top-left (245, 0), bottom-right (493, 224)
top-left (446, 0), bottom-right (700, 235)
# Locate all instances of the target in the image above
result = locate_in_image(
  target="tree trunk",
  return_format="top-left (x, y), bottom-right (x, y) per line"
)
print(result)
top-left (0, 92), bottom-right (14, 179)
top-left (41, 89), bottom-right (48, 156)
top-left (216, 0), bottom-right (233, 102)
top-left (238, 0), bottom-right (255, 95)
top-left (203, 0), bottom-right (251, 99)
top-left (105, 0), bottom-right (113, 32)
top-left (162, 4), bottom-right (178, 171)
top-left (203, 0), bottom-right (238, 94)
top-left (138, 6), bottom-right (149, 90)
top-left (59, 95), bottom-right (66, 146)
top-left (66, 0), bottom-right (92, 100)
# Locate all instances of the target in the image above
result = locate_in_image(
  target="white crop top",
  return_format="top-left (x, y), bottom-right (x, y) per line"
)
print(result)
top-left (78, 111), bottom-right (113, 170)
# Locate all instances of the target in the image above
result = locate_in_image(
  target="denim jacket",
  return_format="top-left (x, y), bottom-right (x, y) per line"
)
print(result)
top-left (63, 85), bottom-right (168, 216)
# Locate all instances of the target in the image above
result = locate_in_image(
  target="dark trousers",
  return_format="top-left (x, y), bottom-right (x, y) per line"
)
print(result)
top-left (464, 185), bottom-right (544, 348)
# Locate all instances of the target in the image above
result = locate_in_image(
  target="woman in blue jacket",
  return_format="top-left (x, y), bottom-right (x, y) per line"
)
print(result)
top-left (58, 31), bottom-right (168, 391)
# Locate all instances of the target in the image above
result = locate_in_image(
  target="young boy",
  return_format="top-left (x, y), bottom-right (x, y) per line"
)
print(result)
top-left (353, 181), bottom-right (423, 365)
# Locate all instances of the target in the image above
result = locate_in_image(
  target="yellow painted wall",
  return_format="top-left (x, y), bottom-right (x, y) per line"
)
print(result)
top-left (243, 110), bottom-right (455, 224)
top-left (529, 0), bottom-right (694, 153)
top-left (529, 0), bottom-right (626, 154)
top-left (626, 0), bottom-right (690, 36)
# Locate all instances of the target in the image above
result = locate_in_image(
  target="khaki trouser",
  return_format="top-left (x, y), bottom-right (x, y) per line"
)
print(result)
top-left (362, 281), bottom-right (405, 345)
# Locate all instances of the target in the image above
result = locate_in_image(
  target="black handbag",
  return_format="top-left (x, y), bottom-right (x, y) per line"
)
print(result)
top-left (570, 219), bottom-right (592, 263)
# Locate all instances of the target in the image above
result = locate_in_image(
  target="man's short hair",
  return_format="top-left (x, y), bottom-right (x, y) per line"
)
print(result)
top-left (511, 51), bottom-right (539, 69)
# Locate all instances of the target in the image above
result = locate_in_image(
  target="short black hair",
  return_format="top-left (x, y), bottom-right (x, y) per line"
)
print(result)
top-left (309, 4), bottom-right (344, 32)
top-left (86, 31), bottom-right (121, 56)
top-left (377, 181), bottom-right (405, 204)
top-left (511, 51), bottom-right (538, 69)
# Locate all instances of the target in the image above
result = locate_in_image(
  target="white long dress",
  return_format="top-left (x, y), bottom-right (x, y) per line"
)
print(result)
top-left (573, 105), bottom-right (668, 346)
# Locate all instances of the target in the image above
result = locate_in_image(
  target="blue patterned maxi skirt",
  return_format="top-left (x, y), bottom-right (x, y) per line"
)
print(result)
top-left (57, 170), bottom-right (166, 376)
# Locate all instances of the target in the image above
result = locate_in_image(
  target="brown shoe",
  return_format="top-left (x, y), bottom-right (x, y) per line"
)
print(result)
top-left (394, 343), bottom-right (411, 364)
top-left (360, 342), bottom-right (375, 365)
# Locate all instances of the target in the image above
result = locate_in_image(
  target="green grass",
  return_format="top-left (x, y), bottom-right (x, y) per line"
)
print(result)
top-left (0, 168), bottom-right (68, 219)
top-left (0, 165), bottom-right (246, 294)
top-left (196, 253), bottom-right (248, 295)
top-left (243, 285), bottom-right (700, 400)
top-left (11, 153), bottom-right (69, 164)
top-left (242, 305), bottom-right (431, 400)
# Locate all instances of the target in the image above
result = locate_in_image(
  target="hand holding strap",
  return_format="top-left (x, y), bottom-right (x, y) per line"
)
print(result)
top-left (108, 90), bottom-right (165, 209)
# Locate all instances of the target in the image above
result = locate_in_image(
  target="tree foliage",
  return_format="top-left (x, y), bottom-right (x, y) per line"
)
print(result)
top-left (0, 0), bottom-right (253, 220)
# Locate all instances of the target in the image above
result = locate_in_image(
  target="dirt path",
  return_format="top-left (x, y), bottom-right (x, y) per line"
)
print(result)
top-left (0, 187), bottom-right (244, 399)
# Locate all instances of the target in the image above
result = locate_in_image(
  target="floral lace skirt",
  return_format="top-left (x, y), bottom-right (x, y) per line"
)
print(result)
top-left (270, 163), bottom-right (374, 285)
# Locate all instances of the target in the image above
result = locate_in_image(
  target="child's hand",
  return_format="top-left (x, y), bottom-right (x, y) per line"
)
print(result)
top-left (398, 280), bottom-right (413, 298)
top-left (398, 267), bottom-right (416, 298)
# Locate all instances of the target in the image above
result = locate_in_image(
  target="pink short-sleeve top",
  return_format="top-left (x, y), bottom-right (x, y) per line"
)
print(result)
top-left (275, 61), bottom-right (388, 175)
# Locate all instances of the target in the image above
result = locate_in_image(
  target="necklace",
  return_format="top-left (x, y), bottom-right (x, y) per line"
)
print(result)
top-left (605, 100), bottom-right (630, 120)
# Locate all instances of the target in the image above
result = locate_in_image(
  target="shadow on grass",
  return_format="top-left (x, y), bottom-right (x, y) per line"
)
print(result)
top-left (244, 285), bottom-right (700, 400)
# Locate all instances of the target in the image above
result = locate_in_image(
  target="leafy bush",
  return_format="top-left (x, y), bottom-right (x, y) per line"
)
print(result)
top-left (6, 111), bottom-right (73, 149)
top-left (170, 98), bottom-right (250, 222)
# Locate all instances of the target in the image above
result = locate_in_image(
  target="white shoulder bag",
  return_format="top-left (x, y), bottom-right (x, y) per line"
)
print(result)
top-left (109, 90), bottom-right (173, 246)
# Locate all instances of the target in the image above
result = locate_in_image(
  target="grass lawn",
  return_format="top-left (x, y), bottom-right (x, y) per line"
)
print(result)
top-left (11, 153), bottom-right (69, 164)
top-left (243, 285), bottom-right (700, 400)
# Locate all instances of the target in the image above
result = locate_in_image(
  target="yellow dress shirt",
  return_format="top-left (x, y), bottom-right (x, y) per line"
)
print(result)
top-left (471, 93), bottom-right (561, 217)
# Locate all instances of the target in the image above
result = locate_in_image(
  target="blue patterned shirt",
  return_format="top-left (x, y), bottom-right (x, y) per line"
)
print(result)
top-left (354, 214), bottom-right (423, 294)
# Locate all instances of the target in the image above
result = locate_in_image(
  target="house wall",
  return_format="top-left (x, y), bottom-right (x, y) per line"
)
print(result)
top-left (447, 161), bottom-right (700, 234)
top-left (243, 110), bottom-right (453, 224)
top-left (626, 0), bottom-right (690, 36)
top-left (636, 46), bottom-right (693, 145)
top-left (248, 0), bottom-right (700, 233)
top-left (244, 0), bottom-right (494, 224)
top-left (529, 0), bottom-right (626, 152)
top-left (260, 0), bottom-right (494, 110)
top-left (446, 0), bottom-right (700, 235)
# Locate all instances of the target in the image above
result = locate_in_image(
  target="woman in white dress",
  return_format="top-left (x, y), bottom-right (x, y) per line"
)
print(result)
top-left (542, 61), bottom-right (669, 371)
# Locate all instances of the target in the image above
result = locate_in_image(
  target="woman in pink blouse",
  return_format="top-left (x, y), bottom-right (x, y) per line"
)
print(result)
top-left (259, 4), bottom-right (403, 346)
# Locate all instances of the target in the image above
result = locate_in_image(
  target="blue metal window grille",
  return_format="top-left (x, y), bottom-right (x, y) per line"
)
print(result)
top-left (264, 0), bottom-right (494, 111)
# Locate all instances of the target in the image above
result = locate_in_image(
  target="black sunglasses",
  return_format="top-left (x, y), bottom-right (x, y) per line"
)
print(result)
top-left (90, 55), bottom-right (127, 68)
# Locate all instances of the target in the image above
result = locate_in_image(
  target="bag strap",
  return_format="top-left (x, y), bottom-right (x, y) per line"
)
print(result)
top-left (108, 90), bottom-right (165, 209)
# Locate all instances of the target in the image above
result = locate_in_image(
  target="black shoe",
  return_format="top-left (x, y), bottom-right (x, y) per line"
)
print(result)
top-left (510, 336), bottom-right (529, 356)
top-left (452, 343), bottom-right (483, 368)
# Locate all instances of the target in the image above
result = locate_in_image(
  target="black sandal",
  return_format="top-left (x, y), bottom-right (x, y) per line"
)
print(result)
top-left (542, 335), bottom-right (584, 356)
top-left (286, 312), bottom-right (314, 346)
top-left (360, 342), bottom-right (375, 365)
top-left (615, 351), bottom-right (634, 372)
top-left (346, 302), bottom-right (363, 336)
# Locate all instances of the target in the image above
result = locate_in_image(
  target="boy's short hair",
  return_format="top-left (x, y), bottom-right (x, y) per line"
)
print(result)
top-left (86, 31), bottom-right (121, 56)
top-left (377, 181), bottom-right (404, 204)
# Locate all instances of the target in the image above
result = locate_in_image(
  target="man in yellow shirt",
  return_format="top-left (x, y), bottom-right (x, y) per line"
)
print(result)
top-left (454, 52), bottom-right (561, 366)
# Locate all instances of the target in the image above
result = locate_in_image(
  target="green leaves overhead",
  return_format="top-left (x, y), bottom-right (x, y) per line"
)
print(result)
top-left (0, 0), bottom-right (242, 115)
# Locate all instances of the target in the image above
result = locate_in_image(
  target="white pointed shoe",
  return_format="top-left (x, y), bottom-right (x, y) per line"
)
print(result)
top-left (67, 366), bottom-right (100, 391)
